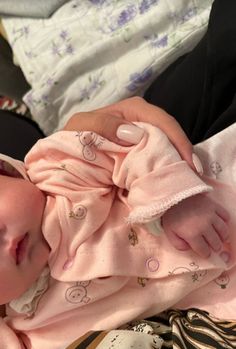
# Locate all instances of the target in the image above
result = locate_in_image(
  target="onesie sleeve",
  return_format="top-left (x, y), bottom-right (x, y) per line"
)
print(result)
top-left (113, 122), bottom-right (212, 223)
top-left (25, 123), bottom-right (211, 225)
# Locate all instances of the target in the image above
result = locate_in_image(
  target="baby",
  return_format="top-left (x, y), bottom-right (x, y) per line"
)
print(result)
top-left (0, 122), bottom-right (235, 349)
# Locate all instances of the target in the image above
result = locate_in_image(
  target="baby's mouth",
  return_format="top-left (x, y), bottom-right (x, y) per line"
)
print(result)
top-left (14, 233), bottom-right (29, 265)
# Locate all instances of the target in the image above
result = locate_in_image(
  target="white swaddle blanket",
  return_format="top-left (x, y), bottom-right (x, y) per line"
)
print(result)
top-left (2, 0), bottom-right (213, 134)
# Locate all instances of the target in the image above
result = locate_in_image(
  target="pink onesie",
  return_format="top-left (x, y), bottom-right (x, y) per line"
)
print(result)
top-left (1, 122), bottom-right (236, 349)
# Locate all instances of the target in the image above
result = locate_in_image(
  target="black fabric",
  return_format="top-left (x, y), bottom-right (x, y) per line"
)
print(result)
top-left (147, 309), bottom-right (236, 349)
top-left (0, 110), bottom-right (44, 160)
top-left (144, 0), bottom-right (236, 144)
top-left (0, 35), bottom-right (30, 102)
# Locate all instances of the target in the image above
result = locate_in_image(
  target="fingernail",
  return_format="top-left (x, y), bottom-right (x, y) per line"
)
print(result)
top-left (116, 124), bottom-right (145, 144)
top-left (192, 153), bottom-right (203, 175)
top-left (220, 251), bottom-right (230, 263)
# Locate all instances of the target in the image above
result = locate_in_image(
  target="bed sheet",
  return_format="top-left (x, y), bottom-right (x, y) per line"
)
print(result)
top-left (2, 0), bottom-right (213, 135)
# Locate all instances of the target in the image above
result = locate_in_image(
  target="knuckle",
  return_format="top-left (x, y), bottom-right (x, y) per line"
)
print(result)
top-left (128, 96), bottom-right (145, 107)
top-left (131, 96), bottom-right (144, 103)
top-left (93, 113), bottom-right (113, 135)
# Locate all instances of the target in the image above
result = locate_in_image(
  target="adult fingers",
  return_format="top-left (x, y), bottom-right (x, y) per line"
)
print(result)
top-left (63, 111), bottom-right (144, 145)
top-left (97, 97), bottom-right (197, 172)
top-left (65, 97), bottom-right (199, 172)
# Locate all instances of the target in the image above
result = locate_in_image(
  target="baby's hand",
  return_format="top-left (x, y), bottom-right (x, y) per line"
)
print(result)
top-left (162, 194), bottom-right (230, 258)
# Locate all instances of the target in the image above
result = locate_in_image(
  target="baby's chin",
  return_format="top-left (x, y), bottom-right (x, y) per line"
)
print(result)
top-left (5, 263), bottom-right (49, 307)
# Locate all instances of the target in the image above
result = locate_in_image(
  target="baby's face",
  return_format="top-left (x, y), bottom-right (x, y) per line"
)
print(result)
top-left (0, 175), bottom-right (50, 304)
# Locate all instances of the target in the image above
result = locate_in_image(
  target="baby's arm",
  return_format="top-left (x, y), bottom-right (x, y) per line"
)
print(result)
top-left (109, 122), bottom-right (229, 258)
top-left (26, 123), bottom-right (226, 262)
top-left (113, 122), bottom-right (213, 225)
top-left (162, 194), bottom-right (230, 258)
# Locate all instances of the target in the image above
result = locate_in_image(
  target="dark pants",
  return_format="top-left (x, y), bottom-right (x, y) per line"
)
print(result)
top-left (0, 35), bottom-right (30, 102)
top-left (0, 36), bottom-right (42, 159)
top-left (144, 0), bottom-right (236, 144)
top-left (0, 110), bottom-right (44, 160)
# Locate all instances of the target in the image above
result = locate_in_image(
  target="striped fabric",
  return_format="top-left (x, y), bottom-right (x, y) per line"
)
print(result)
top-left (66, 332), bottom-right (107, 349)
top-left (66, 309), bottom-right (236, 349)
top-left (169, 309), bottom-right (236, 349)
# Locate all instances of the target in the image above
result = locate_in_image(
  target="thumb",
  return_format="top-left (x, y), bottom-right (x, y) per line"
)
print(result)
top-left (64, 111), bottom-right (145, 145)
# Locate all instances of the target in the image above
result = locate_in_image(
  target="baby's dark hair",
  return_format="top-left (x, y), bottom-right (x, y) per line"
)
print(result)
top-left (0, 156), bottom-right (27, 179)
top-left (0, 168), bottom-right (13, 176)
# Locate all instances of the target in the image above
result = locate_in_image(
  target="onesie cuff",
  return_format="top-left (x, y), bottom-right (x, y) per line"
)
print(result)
top-left (127, 161), bottom-right (212, 224)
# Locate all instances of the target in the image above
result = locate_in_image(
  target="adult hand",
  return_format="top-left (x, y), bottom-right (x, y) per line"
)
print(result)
top-left (64, 97), bottom-right (201, 173)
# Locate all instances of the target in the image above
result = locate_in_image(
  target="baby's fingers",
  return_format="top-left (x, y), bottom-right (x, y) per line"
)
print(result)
top-left (216, 205), bottom-right (230, 223)
top-left (166, 230), bottom-right (190, 251)
top-left (212, 216), bottom-right (229, 242)
top-left (203, 226), bottom-right (223, 252)
top-left (190, 236), bottom-right (211, 258)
